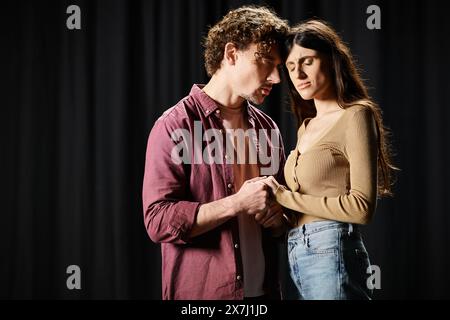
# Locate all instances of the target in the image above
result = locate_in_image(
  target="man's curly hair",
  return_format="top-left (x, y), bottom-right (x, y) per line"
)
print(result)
top-left (203, 6), bottom-right (289, 77)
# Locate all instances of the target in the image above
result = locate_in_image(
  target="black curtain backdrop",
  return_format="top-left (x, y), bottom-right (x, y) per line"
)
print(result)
top-left (1, 0), bottom-right (450, 299)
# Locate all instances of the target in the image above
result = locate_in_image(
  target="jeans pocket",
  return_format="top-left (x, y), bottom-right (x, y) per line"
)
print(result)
top-left (342, 233), bottom-right (370, 268)
top-left (306, 228), bottom-right (339, 255)
top-left (342, 235), bottom-right (373, 299)
top-left (354, 248), bottom-right (371, 273)
top-left (309, 247), bottom-right (337, 255)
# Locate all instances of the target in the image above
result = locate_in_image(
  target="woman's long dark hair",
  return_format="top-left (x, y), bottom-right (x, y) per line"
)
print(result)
top-left (285, 19), bottom-right (398, 197)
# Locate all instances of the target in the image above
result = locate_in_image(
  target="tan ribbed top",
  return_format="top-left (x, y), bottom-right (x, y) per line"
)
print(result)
top-left (275, 104), bottom-right (378, 226)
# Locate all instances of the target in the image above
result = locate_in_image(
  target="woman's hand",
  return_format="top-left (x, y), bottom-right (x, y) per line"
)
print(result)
top-left (253, 176), bottom-right (288, 235)
top-left (258, 176), bottom-right (281, 194)
top-left (255, 201), bottom-right (283, 228)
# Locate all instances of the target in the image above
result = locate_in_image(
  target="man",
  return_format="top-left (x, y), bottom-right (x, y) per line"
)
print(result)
top-left (142, 6), bottom-right (289, 300)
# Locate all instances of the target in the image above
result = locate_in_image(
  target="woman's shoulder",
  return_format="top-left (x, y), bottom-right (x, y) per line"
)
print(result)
top-left (344, 101), bottom-right (374, 116)
top-left (342, 101), bottom-right (376, 125)
top-left (343, 102), bottom-right (377, 139)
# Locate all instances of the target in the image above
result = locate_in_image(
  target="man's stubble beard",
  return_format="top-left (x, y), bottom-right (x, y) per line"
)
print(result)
top-left (240, 93), bottom-right (263, 106)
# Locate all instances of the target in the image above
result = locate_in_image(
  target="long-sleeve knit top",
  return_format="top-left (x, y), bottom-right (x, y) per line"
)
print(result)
top-left (275, 104), bottom-right (378, 226)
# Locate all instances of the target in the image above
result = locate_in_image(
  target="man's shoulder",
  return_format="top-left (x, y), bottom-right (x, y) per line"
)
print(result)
top-left (153, 95), bottom-right (198, 129)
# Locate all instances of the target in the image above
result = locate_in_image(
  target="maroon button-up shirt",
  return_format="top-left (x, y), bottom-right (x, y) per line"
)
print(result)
top-left (142, 84), bottom-right (286, 300)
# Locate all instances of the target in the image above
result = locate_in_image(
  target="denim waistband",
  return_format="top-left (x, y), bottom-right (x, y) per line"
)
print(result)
top-left (288, 220), bottom-right (358, 238)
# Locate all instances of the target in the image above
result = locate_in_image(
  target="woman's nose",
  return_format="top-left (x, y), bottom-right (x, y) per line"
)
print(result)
top-left (299, 70), bottom-right (307, 79)
top-left (294, 66), bottom-right (307, 80)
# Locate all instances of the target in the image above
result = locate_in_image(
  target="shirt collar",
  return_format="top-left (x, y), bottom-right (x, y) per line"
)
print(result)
top-left (189, 84), bottom-right (257, 127)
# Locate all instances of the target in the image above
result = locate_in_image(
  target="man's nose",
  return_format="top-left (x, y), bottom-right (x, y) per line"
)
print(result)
top-left (267, 66), bottom-right (281, 84)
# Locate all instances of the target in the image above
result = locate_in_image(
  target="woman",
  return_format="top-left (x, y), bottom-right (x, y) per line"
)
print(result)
top-left (260, 20), bottom-right (397, 299)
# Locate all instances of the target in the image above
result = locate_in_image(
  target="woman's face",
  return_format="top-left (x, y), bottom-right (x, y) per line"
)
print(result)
top-left (285, 44), bottom-right (334, 100)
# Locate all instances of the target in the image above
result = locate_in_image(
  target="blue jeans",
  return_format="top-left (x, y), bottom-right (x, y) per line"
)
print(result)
top-left (287, 220), bottom-right (373, 300)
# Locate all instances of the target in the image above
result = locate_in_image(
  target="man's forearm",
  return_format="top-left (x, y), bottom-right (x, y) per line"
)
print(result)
top-left (188, 194), bottom-right (240, 238)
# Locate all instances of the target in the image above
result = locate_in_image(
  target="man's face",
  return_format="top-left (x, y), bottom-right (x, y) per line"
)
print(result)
top-left (231, 43), bottom-right (282, 105)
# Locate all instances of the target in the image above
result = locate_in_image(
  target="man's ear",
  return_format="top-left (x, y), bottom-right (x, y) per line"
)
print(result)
top-left (223, 42), bottom-right (238, 66)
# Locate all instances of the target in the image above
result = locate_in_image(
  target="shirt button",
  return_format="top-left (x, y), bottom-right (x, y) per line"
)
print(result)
top-left (234, 243), bottom-right (239, 249)
top-left (236, 275), bottom-right (241, 281)
top-left (215, 109), bottom-right (220, 114)
top-left (224, 154), bottom-right (229, 160)
top-left (227, 183), bottom-right (233, 189)
top-left (206, 110), bottom-right (210, 113)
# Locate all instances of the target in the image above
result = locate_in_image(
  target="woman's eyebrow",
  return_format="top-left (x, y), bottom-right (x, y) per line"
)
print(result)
top-left (286, 55), bottom-right (316, 64)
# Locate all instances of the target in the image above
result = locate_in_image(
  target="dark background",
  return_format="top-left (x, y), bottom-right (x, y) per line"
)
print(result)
top-left (1, 0), bottom-right (450, 299)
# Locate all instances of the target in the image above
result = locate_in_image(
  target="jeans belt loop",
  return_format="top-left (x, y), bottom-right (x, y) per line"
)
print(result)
top-left (302, 224), bottom-right (306, 245)
top-left (348, 223), bottom-right (353, 236)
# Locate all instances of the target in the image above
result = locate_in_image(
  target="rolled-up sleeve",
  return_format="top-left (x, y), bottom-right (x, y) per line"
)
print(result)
top-left (142, 116), bottom-right (200, 244)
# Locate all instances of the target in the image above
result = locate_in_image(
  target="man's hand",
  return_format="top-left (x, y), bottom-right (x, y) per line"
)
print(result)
top-left (232, 176), bottom-right (271, 216)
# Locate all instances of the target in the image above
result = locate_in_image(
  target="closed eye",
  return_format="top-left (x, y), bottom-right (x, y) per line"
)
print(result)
top-left (285, 61), bottom-right (295, 72)
top-left (304, 58), bottom-right (313, 65)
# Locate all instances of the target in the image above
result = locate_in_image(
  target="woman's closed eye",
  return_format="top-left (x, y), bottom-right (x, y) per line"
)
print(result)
top-left (303, 57), bottom-right (313, 66)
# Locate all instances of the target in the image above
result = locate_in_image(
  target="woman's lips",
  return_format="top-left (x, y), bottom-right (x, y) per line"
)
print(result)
top-left (297, 82), bottom-right (311, 90)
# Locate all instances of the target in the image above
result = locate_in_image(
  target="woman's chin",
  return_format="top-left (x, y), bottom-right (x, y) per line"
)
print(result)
top-left (298, 93), bottom-right (314, 100)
